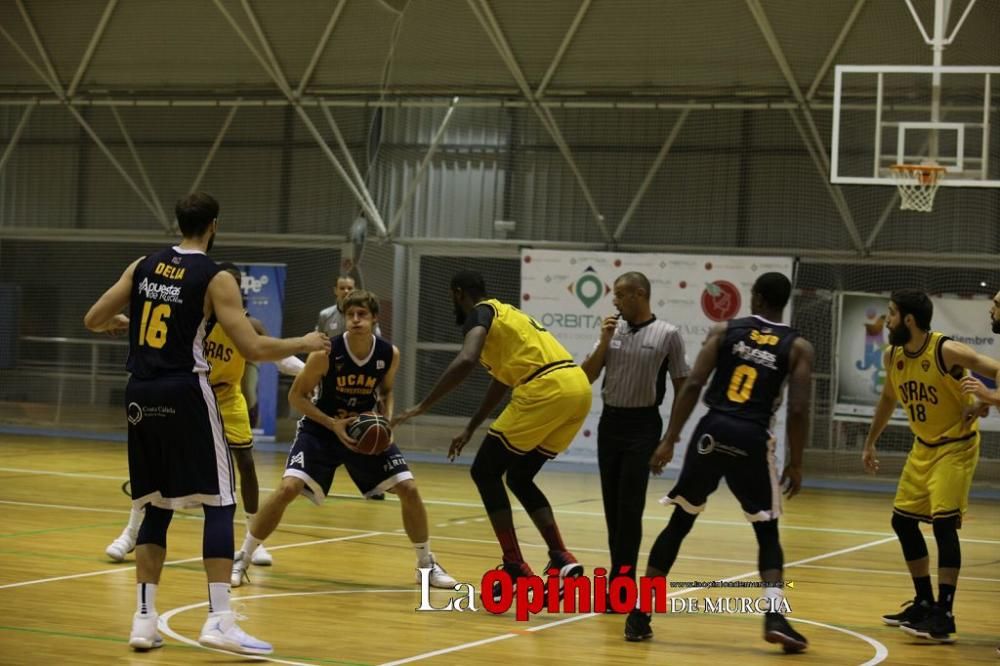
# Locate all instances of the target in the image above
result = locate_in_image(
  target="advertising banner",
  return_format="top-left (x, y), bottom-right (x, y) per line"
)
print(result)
top-left (236, 263), bottom-right (287, 441)
top-left (835, 292), bottom-right (999, 430)
top-left (520, 250), bottom-right (795, 465)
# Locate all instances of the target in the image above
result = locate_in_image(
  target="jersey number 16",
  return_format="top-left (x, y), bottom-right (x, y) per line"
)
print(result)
top-left (138, 301), bottom-right (171, 348)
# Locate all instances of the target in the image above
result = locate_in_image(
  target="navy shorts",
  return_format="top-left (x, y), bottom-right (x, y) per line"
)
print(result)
top-left (127, 373), bottom-right (235, 510)
top-left (662, 410), bottom-right (781, 522)
top-left (283, 419), bottom-right (413, 504)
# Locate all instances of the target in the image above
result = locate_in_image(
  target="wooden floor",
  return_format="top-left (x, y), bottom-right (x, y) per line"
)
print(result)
top-left (0, 434), bottom-right (997, 665)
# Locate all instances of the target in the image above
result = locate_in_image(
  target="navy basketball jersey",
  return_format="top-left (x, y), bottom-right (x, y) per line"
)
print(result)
top-left (703, 315), bottom-right (800, 428)
top-left (126, 246), bottom-right (220, 379)
top-left (312, 334), bottom-right (394, 420)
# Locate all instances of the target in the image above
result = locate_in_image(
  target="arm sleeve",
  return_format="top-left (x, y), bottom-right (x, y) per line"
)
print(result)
top-left (462, 303), bottom-right (495, 335)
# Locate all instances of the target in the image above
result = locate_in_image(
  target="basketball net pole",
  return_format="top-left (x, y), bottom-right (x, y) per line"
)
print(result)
top-left (929, 0), bottom-right (950, 161)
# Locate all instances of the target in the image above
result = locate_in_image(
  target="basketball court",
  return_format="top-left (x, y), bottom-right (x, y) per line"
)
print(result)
top-left (1, 0), bottom-right (999, 663)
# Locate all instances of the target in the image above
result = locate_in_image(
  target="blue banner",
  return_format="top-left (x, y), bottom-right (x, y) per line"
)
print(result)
top-left (236, 263), bottom-right (286, 441)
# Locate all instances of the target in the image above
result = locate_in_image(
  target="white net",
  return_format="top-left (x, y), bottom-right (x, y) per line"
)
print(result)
top-left (890, 164), bottom-right (946, 212)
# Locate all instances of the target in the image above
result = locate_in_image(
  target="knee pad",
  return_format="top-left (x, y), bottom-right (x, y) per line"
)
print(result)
top-left (202, 504), bottom-right (236, 560)
top-left (752, 519), bottom-right (783, 572)
top-left (891, 512), bottom-right (929, 562)
top-left (932, 516), bottom-right (962, 569)
top-left (136, 505), bottom-right (173, 548)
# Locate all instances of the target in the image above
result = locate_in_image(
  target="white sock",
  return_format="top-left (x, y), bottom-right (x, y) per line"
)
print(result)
top-left (240, 532), bottom-right (263, 558)
top-left (208, 582), bottom-right (231, 614)
top-left (136, 582), bottom-right (157, 616)
top-left (414, 541), bottom-right (432, 566)
top-left (127, 506), bottom-right (145, 536)
top-left (764, 584), bottom-right (784, 612)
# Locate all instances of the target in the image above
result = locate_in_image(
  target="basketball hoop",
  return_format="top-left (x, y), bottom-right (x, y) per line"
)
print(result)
top-left (889, 164), bottom-right (945, 212)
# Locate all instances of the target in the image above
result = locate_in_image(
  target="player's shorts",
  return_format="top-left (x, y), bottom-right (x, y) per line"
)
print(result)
top-left (661, 410), bottom-right (780, 522)
top-left (893, 432), bottom-right (980, 523)
top-left (488, 364), bottom-right (592, 458)
top-left (283, 418), bottom-right (413, 505)
top-left (213, 382), bottom-right (253, 448)
top-left (126, 373), bottom-right (235, 510)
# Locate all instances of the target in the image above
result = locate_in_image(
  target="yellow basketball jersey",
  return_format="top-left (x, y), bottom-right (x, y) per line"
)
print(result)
top-left (887, 331), bottom-right (977, 445)
top-left (477, 299), bottom-right (575, 386)
top-left (204, 315), bottom-right (246, 387)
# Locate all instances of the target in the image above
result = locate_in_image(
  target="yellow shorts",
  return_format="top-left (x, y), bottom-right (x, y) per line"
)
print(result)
top-left (488, 365), bottom-right (592, 458)
top-left (893, 432), bottom-right (979, 523)
top-left (213, 383), bottom-right (253, 448)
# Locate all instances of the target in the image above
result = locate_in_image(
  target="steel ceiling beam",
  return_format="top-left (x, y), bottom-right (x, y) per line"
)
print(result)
top-left (0, 9), bottom-right (171, 230)
top-left (468, 0), bottom-right (611, 243)
top-left (746, 0), bottom-right (865, 254)
top-left (215, 0), bottom-right (387, 236)
top-left (535, 0), bottom-right (592, 98)
top-left (0, 102), bottom-right (34, 175)
top-left (190, 104), bottom-right (240, 193)
top-left (67, 0), bottom-right (119, 98)
top-left (806, 0), bottom-right (867, 101)
top-left (387, 96), bottom-right (461, 236)
top-left (614, 107), bottom-right (691, 241)
top-left (295, 0), bottom-right (348, 99)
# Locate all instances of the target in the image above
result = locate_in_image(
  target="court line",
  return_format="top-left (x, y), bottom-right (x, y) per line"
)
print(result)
top-left (0, 532), bottom-right (380, 590)
top-left (5, 498), bottom-right (1000, 579)
top-left (793, 562), bottom-right (1000, 583)
top-left (159, 589), bottom-right (414, 666)
top-left (377, 536), bottom-right (897, 665)
top-left (3, 466), bottom-right (998, 544)
top-left (785, 618), bottom-right (889, 666)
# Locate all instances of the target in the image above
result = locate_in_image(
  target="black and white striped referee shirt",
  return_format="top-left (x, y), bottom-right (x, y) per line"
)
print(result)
top-left (597, 316), bottom-right (690, 408)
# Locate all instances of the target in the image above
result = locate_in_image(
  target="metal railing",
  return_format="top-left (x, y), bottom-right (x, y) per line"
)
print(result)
top-left (18, 335), bottom-right (128, 405)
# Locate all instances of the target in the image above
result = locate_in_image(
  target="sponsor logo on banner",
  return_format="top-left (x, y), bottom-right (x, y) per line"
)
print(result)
top-left (701, 280), bottom-right (741, 322)
top-left (568, 267), bottom-right (611, 309)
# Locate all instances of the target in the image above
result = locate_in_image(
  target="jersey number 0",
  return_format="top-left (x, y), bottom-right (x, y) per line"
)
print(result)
top-left (726, 364), bottom-right (758, 403)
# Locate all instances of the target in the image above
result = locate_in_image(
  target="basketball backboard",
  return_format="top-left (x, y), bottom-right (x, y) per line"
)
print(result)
top-left (830, 65), bottom-right (999, 187)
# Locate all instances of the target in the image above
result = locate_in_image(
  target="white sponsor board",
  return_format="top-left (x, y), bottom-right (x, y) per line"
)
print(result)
top-left (520, 250), bottom-right (795, 465)
top-left (835, 292), bottom-right (1000, 431)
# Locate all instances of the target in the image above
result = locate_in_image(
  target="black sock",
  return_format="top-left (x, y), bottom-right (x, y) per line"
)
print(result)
top-left (938, 583), bottom-right (956, 612)
top-left (913, 575), bottom-right (934, 604)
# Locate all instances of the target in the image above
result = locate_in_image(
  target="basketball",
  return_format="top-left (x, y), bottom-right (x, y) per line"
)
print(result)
top-left (347, 412), bottom-right (392, 455)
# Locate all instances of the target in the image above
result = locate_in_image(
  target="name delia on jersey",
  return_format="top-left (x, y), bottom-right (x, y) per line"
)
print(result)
top-left (415, 568), bottom-right (790, 620)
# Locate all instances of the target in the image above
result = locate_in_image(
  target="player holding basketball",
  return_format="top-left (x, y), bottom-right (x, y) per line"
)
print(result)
top-left (230, 289), bottom-right (456, 589)
top-left (84, 192), bottom-right (330, 654)
top-left (393, 270), bottom-right (591, 599)
top-left (626, 272), bottom-right (813, 653)
top-left (104, 262), bottom-right (304, 569)
top-left (863, 289), bottom-right (1000, 643)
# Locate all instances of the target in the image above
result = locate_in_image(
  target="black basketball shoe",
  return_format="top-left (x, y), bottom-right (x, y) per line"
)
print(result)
top-left (624, 609), bottom-right (652, 642)
top-left (901, 605), bottom-right (956, 643)
top-left (544, 550), bottom-right (584, 597)
top-left (764, 612), bottom-right (808, 653)
top-left (491, 561), bottom-right (534, 604)
top-left (881, 597), bottom-right (932, 626)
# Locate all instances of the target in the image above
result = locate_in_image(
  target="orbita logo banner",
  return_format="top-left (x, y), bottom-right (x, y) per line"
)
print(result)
top-left (570, 269), bottom-right (610, 309)
top-left (520, 249), bottom-right (794, 465)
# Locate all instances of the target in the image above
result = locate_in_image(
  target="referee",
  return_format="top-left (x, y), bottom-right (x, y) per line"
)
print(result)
top-left (581, 271), bottom-right (689, 594)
